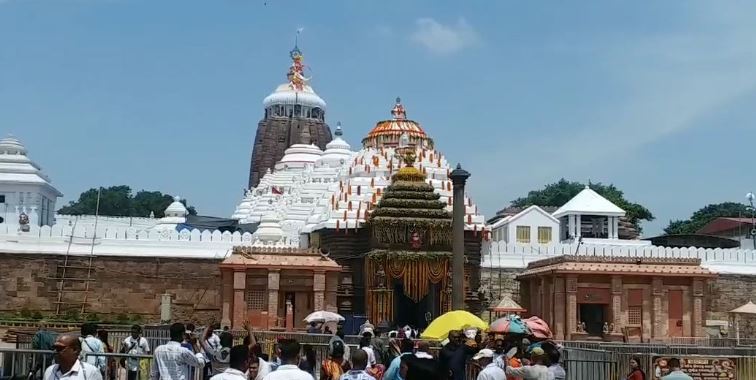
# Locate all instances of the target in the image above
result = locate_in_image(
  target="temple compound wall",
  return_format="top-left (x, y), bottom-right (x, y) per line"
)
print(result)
top-left (0, 252), bottom-right (221, 323)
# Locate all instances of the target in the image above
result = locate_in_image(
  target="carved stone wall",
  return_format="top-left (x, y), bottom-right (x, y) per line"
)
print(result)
top-left (248, 117), bottom-right (332, 188)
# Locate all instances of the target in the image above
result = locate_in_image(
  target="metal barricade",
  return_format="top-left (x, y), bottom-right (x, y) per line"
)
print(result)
top-left (0, 348), bottom-right (55, 380)
top-left (562, 348), bottom-right (619, 380)
top-left (83, 352), bottom-right (153, 380)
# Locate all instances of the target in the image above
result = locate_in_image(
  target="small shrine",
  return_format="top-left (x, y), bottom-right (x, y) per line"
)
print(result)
top-left (219, 246), bottom-right (341, 330)
top-left (517, 255), bottom-right (715, 342)
top-left (364, 136), bottom-right (455, 328)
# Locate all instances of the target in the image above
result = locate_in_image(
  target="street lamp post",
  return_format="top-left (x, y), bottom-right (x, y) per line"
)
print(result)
top-left (747, 192), bottom-right (756, 249)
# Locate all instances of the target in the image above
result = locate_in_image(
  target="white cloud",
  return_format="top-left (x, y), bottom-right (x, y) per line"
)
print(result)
top-left (410, 17), bottom-right (479, 55)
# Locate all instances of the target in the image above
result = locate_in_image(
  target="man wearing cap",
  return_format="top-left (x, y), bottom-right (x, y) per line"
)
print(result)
top-left (474, 349), bottom-right (506, 380)
top-left (504, 347), bottom-right (549, 380)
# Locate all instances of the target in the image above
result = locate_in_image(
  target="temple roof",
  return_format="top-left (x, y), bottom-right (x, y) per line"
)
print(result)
top-left (221, 246), bottom-right (341, 270)
top-left (362, 98), bottom-right (433, 149)
top-left (697, 217), bottom-right (756, 235)
top-left (490, 294), bottom-right (526, 313)
top-left (517, 255), bottom-right (715, 278)
top-left (0, 136), bottom-right (62, 196)
top-left (553, 186), bottom-right (626, 218)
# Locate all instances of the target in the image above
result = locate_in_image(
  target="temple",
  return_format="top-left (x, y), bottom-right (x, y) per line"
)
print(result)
top-left (232, 97), bottom-right (488, 328)
top-left (517, 255), bottom-right (715, 342)
top-left (247, 45), bottom-right (332, 188)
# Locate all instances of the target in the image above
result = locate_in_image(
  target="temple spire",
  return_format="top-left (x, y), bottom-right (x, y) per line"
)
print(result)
top-left (391, 97), bottom-right (406, 120)
top-left (287, 30), bottom-right (309, 91)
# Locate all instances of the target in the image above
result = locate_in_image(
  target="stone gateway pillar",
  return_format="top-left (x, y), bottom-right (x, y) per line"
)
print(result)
top-left (450, 164), bottom-right (470, 310)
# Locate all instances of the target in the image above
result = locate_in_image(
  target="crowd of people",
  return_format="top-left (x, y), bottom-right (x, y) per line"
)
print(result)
top-left (30, 320), bottom-right (693, 380)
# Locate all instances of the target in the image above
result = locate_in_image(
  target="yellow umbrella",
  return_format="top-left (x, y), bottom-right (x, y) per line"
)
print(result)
top-left (421, 310), bottom-right (489, 340)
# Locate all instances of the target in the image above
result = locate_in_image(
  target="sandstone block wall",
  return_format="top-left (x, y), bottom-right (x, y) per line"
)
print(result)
top-left (0, 253), bottom-right (222, 324)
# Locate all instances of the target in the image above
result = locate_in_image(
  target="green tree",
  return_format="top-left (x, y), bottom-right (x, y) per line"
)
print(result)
top-left (58, 186), bottom-right (197, 217)
top-left (664, 202), bottom-right (750, 235)
top-left (511, 179), bottom-right (654, 231)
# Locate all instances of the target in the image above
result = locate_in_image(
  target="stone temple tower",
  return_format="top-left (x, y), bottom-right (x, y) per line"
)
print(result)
top-left (247, 45), bottom-right (332, 188)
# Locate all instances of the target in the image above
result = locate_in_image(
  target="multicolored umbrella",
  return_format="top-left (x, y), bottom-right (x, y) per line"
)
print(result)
top-left (420, 310), bottom-right (489, 340)
top-left (523, 316), bottom-right (553, 339)
top-left (489, 315), bottom-right (532, 335)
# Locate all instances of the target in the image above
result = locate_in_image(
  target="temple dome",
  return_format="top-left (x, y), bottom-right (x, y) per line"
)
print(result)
top-left (0, 137), bottom-right (27, 155)
top-left (279, 144), bottom-right (323, 165)
top-left (362, 98), bottom-right (433, 149)
top-left (263, 83), bottom-right (326, 109)
top-left (254, 212), bottom-right (284, 243)
top-left (153, 196), bottom-right (188, 231)
top-left (164, 196), bottom-right (189, 217)
top-left (231, 192), bottom-right (253, 220)
top-left (319, 122), bottom-right (352, 166)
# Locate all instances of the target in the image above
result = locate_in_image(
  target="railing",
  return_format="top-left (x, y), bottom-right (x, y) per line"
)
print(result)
top-left (0, 348), bottom-right (54, 380)
top-left (562, 348), bottom-right (618, 380)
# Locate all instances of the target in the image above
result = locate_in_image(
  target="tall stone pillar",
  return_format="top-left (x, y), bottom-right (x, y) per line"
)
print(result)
top-left (232, 270), bottom-right (247, 329)
top-left (553, 276), bottom-right (566, 340)
top-left (611, 275), bottom-right (623, 333)
top-left (575, 215), bottom-right (582, 238)
top-left (314, 271), bottom-right (326, 311)
top-left (450, 164), bottom-right (470, 310)
top-left (221, 270), bottom-right (233, 328)
top-left (268, 270), bottom-right (280, 328)
top-left (652, 277), bottom-right (664, 339)
top-left (692, 279), bottom-right (705, 337)
top-left (530, 279), bottom-right (540, 316)
top-left (566, 275), bottom-right (578, 340)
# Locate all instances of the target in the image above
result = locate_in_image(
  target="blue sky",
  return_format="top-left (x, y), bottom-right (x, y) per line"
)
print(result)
top-left (2, 0), bottom-right (755, 235)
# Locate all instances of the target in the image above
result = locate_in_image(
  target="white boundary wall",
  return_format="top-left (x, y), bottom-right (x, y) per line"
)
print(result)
top-left (0, 223), bottom-right (255, 259)
top-left (482, 241), bottom-right (756, 275)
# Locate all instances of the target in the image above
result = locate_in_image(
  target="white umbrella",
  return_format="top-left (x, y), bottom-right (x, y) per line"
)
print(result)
top-left (304, 311), bottom-right (344, 323)
top-left (729, 301), bottom-right (756, 345)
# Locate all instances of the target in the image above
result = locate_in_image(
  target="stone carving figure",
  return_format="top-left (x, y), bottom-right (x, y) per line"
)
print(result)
top-left (19, 212), bottom-right (30, 232)
top-left (374, 264), bottom-right (386, 289)
top-left (577, 321), bottom-right (584, 332)
top-left (603, 322), bottom-right (610, 335)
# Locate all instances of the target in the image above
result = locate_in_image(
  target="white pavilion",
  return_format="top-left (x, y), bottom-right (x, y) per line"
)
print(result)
top-left (0, 136), bottom-right (62, 227)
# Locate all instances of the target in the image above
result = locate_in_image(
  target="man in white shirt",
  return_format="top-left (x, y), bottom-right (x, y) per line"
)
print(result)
top-left (122, 324), bottom-right (150, 380)
top-left (504, 347), bottom-right (550, 380)
top-left (150, 323), bottom-right (207, 380)
top-left (201, 325), bottom-right (232, 376)
top-left (44, 334), bottom-right (103, 380)
top-left (473, 349), bottom-right (506, 380)
top-left (262, 339), bottom-right (314, 380)
top-left (209, 345), bottom-right (249, 380)
top-left (79, 323), bottom-right (106, 375)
